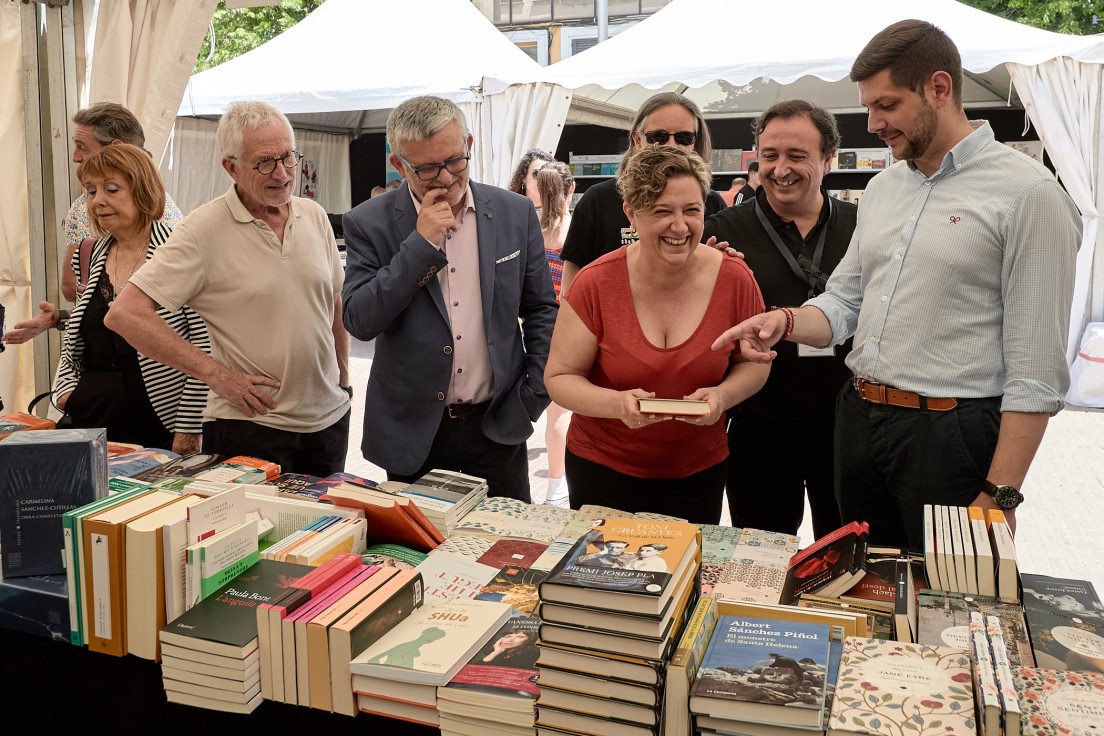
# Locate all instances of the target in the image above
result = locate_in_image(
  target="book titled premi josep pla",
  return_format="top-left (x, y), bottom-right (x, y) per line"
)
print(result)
top-left (539, 517), bottom-right (701, 617)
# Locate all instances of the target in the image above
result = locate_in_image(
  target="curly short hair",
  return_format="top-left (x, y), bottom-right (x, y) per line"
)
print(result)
top-left (508, 148), bottom-right (555, 195)
top-left (76, 143), bottom-right (166, 234)
top-left (616, 145), bottom-right (711, 213)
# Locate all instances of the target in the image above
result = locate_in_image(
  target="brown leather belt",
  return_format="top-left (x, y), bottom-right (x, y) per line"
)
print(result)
top-left (446, 401), bottom-right (491, 419)
top-left (852, 378), bottom-right (958, 412)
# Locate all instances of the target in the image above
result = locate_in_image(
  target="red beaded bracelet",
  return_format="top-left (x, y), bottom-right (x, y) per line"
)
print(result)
top-left (770, 306), bottom-right (794, 339)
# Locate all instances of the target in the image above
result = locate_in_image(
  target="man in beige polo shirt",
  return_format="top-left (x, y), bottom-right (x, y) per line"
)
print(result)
top-left (106, 101), bottom-right (351, 475)
top-left (341, 96), bottom-right (557, 501)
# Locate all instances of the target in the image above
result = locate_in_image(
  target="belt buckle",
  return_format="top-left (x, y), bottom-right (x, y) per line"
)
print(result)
top-left (447, 403), bottom-right (463, 419)
top-left (856, 378), bottom-right (887, 405)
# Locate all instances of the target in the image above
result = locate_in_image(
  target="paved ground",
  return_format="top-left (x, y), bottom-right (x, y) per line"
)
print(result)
top-left (345, 337), bottom-right (1104, 597)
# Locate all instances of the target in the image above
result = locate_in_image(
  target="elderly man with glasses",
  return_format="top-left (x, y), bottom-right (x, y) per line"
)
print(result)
top-left (107, 101), bottom-right (352, 475)
top-left (341, 95), bottom-right (557, 502)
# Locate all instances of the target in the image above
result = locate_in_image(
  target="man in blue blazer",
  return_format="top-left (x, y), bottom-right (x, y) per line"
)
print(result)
top-left (342, 96), bottom-right (557, 502)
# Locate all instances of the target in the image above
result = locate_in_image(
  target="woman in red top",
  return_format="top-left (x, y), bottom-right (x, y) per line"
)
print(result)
top-left (545, 146), bottom-right (769, 523)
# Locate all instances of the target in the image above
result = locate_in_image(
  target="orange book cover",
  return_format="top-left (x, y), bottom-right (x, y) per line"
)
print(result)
top-left (83, 490), bottom-right (181, 656)
top-left (306, 566), bottom-right (400, 711)
top-left (323, 486), bottom-right (442, 551)
top-left (0, 412), bottom-right (54, 439)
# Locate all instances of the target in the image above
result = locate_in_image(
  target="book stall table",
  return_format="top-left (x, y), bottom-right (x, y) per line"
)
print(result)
top-left (0, 625), bottom-right (437, 736)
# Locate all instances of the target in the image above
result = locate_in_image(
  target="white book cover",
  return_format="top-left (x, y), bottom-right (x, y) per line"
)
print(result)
top-left (987, 512), bottom-right (1018, 603)
top-left (985, 615), bottom-right (1022, 725)
top-left (162, 515), bottom-right (191, 622)
top-left (349, 599), bottom-right (512, 685)
top-left (957, 507), bottom-right (978, 595)
top-left (947, 506), bottom-right (968, 595)
top-left (184, 518), bottom-right (259, 608)
top-left (415, 549), bottom-right (500, 604)
top-left (968, 508), bottom-right (995, 598)
top-left (936, 505), bottom-right (957, 593)
top-left (923, 505), bottom-right (943, 592)
top-left (186, 486), bottom-right (248, 545)
top-left (243, 491), bottom-right (362, 542)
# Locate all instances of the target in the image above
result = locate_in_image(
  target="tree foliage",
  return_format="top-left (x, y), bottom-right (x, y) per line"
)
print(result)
top-left (194, 0), bottom-right (324, 73)
top-left (958, 0), bottom-right (1100, 35)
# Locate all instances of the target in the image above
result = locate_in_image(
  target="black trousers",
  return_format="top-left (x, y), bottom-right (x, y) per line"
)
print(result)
top-left (726, 404), bottom-right (842, 539)
top-left (564, 449), bottom-right (727, 524)
top-left (202, 409), bottom-right (350, 477)
top-left (835, 384), bottom-right (1001, 549)
top-left (387, 407), bottom-right (531, 503)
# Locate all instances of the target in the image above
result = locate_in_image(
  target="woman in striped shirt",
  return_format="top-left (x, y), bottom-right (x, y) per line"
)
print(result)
top-left (53, 143), bottom-right (209, 454)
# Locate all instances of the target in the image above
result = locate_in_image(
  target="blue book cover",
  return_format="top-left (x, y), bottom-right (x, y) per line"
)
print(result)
top-left (0, 574), bottom-right (69, 641)
top-left (0, 428), bottom-right (108, 577)
top-left (690, 615), bottom-right (831, 727)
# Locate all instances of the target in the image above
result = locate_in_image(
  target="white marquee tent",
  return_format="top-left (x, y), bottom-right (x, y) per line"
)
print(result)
top-left (169, 0), bottom-right (573, 213)
top-left (540, 0), bottom-right (1104, 371)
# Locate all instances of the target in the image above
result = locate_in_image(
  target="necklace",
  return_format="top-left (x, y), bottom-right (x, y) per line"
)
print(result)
top-left (105, 241), bottom-right (147, 302)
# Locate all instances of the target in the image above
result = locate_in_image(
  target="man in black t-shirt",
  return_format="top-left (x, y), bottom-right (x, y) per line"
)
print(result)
top-left (703, 100), bottom-right (857, 539)
top-left (560, 92), bottom-right (726, 295)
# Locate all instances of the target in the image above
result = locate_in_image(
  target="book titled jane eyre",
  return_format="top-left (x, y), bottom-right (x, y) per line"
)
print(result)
top-left (539, 517), bottom-right (700, 617)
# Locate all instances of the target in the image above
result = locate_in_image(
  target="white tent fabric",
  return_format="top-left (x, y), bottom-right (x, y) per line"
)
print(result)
top-left (174, 0), bottom-right (571, 190)
top-left (161, 118), bottom-right (352, 216)
top-left (0, 1), bottom-right (32, 411)
top-left (540, 0), bottom-right (1104, 377)
top-left (89, 0), bottom-right (216, 164)
top-left (544, 0), bottom-right (1104, 115)
top-left (1008, 61), bottom-right (1102, 370)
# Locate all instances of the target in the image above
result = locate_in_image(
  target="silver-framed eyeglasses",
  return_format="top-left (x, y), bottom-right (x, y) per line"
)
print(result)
top-left (249, 150), bottom-right (303, 175)
top-left (401, 155), bottom-right (470, 182)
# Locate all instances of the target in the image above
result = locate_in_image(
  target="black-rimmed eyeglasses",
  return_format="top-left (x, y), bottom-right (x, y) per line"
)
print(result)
top-left (401, 155), bottom-right (470, 182)
top-left (643, 130), bottom-right (697, 146)
top-left (246, 150), bottom-right (303, 175)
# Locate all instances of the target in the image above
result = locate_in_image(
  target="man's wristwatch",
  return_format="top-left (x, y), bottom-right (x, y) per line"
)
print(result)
top-left (982, 481), bottom-right (1024, 510)
top-left (55, 309), bottom-right (70, 331)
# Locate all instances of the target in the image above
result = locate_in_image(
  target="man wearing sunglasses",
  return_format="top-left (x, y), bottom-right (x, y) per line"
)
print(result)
top-left (341, 96), bottom-right (558, 502)
top-left (108, 101), bottom-right (352, 476)
top-left (560, 92), bottom-right (728, 296)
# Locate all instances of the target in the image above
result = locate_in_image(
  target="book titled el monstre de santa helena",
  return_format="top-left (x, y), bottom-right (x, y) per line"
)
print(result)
top-left (539, 517), bottom-right (700, 617)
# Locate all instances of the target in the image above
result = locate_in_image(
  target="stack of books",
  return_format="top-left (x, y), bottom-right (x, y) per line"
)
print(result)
top-left (924, 504), bottom-right (1019, 602)
top-left (398, 469), bottom-right (489, 537)
top-left (801, 545), bottom-right (928, 643)
top-left (688, 613), bottom-right (836, 736)
top-left (158, 558), bottom-right (313, 713)
top-left (348, 598), bottom-right (514, 727)
top-left (437, 614), bottom-right (542, 736)
top-left (534, 517), bottom-right (702, 735)
top-left (825, 637), bottom-right (976, 736)
top-left (318, 473), bottom-right (443, 551)
top-left (255, 552), bottom-right (365, 704)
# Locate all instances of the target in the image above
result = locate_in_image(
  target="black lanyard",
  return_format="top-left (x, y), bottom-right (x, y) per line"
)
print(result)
top-left (754, 198), bottom-right (831, 299)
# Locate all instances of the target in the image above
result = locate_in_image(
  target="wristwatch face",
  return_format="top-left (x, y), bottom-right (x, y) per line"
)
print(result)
top-left (991, 485), bottom-right (1024, 509)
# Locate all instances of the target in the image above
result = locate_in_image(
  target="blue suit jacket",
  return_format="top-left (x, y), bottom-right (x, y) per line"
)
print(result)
top-left (342, 181), bottom-right (558, 475)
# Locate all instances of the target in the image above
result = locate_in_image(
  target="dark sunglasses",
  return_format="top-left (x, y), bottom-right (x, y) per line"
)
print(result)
top-left (643, 130), bottom-right (696, 146)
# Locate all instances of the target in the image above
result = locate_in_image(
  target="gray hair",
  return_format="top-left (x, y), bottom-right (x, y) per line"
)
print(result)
top-left (73, 103), bottom-right (145, 147)
top-left (216, 101), bottom-right (295, 160)
top-left (387, 96), bottom-right (470, 159)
